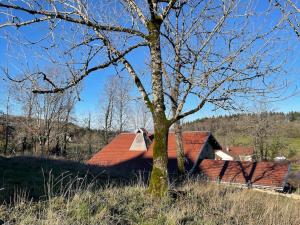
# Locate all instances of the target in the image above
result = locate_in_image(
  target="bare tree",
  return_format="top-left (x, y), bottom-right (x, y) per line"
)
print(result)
top-left (0, 1), bottom-right (287, 196)
top-left (4, 89), bottom-right (11, 155)
top-left (60, 91), bottom-right (77, 156)
top-left (87, 112), bottom-right (92, 155)
top-left (114, 77), bottom-right (131, 133)
top-left (10, 68), bottom-right (78, 156)
top-left (248, 102), bottom-right (285, 160)
top-left (12, 85), bottom-right (35, 154)
top-left (100, 78), bottom-right (115, 144)
top-left (99, 75), bottom-right (130, 142)
top-left (130, 100), bottom-right (152, 131)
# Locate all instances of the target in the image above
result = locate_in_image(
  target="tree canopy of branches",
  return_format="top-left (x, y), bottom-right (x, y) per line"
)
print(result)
top-left (0, 0), bottom-right (287, 196)
top-left (272, 0), bottom-right (300, 39)
top-left (99, 76), bottom-right (131, 139)
top-left (10, 67), bottom-right (79, 155)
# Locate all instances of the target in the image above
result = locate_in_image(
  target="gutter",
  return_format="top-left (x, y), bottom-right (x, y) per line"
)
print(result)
top-left (207, 179), bottom-right (285, 192)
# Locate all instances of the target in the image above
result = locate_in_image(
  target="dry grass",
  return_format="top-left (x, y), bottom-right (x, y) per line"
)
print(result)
top-left (1, 179), bottom-right (300, 225)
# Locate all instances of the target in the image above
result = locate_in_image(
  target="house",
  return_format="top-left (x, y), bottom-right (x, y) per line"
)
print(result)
top-left (88, 129), bottom-right (222, 173)
top-left (216, 146), bottom-right (254, 161)
top-left (88, 128), bottom-right (290, 191)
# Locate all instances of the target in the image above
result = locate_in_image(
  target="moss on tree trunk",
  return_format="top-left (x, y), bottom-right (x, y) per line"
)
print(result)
top-left (148, 112), bottom-right (169, 197)
top-left (146, 19), bottom-right (171, 196)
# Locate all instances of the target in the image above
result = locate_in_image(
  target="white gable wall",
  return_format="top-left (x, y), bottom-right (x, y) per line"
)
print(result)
top-left (215, 150), bottom-right (235, 160)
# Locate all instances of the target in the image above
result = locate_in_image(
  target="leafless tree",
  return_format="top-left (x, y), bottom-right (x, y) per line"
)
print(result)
top-left (87, 112), bottom-right (92, 155)
top-left (9, 68), bottom-right (79, 155)
top-left (100, 78), bottom-right (115, 144)
top-left (14, 85), bottom-right (35, 154)
top-left (98, 75), bottom-right (130, 142)
top-left (4, 89), bottom-right (11, 155)
top-left (247, 101), bottom-right (285, 160)
top-left (114, 77), bottom-right (131, 133)
top-left (130, 100), bottom-right (152, 131)
top-left (60, 90), bottom-right (77, 156)
top-left (0, 1), bottom-right (287, 196)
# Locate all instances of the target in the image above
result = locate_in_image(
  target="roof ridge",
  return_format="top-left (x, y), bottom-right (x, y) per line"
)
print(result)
top-left (202, 158), bottom-right (290, 165)
top-left (119, 130), bottom-right (212, 134)
top-left (169, 130), bottom-right (211, 133)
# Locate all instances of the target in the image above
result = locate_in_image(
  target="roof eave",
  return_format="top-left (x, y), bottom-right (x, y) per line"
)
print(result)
top-left (188, 134), bottom-right (211, 174)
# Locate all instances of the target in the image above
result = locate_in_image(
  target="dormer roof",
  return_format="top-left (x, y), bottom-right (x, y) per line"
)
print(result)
top-left (129, 128), bottom-right (152, 151)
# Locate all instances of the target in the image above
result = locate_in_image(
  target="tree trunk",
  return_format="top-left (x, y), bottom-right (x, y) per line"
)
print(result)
top-left (147, 19), bottom-right (170, 196)
top-left (4, 124), bottom-right (8, 156)
top-left (170, 29), bottom-right (186, 175)
top-left (40, 139), bottom-right (44, 156)
top-left (174, 120), bottom-right (185, 175)
top-left (148, 113), bottom-right (169, 196)
top-left (21, 137), bottom-right (27, 154)
top-left (171, 89), bottom-right (185, 175)
top-left (88, 113), bottom-right (92, 156)
top-left (63, 132), bottom-right (67, 155)
top-left (46, 131), bottom-right (50, 155)
top-left (33, 137), bottom-right (37, 155)
top-left (4, 94), bottom-right (10, 155)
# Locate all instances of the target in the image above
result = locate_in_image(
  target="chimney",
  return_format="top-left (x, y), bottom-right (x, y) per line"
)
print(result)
top-left (129, 128), bottom-right (151, 151)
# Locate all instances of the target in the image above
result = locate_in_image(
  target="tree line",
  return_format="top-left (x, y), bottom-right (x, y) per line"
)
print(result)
top-left (184, 111), bottom-right (300, 160)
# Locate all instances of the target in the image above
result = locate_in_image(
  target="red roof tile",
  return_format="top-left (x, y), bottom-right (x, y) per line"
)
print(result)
top-left (198, 159), bottom-right (289, 189)
top-left (88, 131), bottom-right (211, 167)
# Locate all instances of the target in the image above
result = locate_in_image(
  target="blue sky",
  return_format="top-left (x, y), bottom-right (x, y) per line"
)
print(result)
top-left (0, 0), bottom-right (300, 127)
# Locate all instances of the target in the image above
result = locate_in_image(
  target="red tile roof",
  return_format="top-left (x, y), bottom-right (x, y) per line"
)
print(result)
top-left (226, 147), bottom-right (254, 156)
top-left (198, 159), bottom-right (289, 189)
top-left (88, 131), bottom-right (289, 189)
top-left (88, 131), bottom-right (212, 167)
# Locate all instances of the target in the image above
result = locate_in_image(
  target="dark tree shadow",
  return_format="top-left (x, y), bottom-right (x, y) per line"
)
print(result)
top-left (0, 153), bottom-right (292, 203)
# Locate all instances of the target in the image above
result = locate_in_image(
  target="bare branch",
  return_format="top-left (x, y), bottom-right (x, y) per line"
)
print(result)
top-left (32, 42), bottom-right (148, 93)
top-left (0, 2), bottom-right (147, 38)
top-left (93, 29), bottom-right (154, 111)
top-left (162, 0), bottom-right (177, 19)
top-left (0, 16), bottom-right (49, 29)
top-left (123, 0), bottom-right (148, 25)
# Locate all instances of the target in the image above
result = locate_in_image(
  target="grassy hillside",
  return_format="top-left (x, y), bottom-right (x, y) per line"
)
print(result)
top-left (1, 156), bottom-right (300, 225)
top-left (183, 112), bottom-right (300, 159)
top-left (1, 179), bottom-right (300, 224)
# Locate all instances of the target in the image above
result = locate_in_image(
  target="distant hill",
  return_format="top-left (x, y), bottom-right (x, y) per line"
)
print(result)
top-left (183, 111), bottom-right (300, 136)
top-left (183, 112), bottom-right (300, 159)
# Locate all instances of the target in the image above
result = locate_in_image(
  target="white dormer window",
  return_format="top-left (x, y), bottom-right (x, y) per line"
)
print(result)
top-left (129, 128), bottom-right (151, 151)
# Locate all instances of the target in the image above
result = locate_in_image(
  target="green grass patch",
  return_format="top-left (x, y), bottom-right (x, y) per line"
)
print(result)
top-left (292, 164), bottom-right (300, 172)
top-left (286, 138), bottom-right (300, 155)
